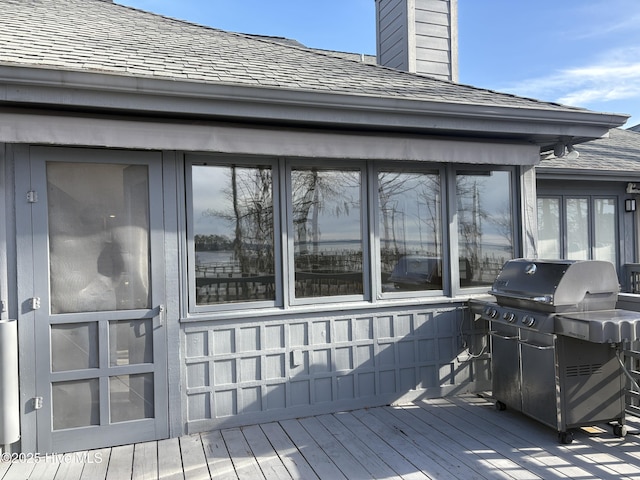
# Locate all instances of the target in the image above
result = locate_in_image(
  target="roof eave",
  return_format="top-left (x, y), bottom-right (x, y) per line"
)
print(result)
top-left (0, 65), bottom-right (630, 146)
top-left (536, 167), bottom-right (640, 181)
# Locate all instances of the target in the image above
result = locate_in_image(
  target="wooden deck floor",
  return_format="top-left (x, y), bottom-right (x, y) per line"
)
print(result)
top-left (3, 395), bottom-right (640, 479)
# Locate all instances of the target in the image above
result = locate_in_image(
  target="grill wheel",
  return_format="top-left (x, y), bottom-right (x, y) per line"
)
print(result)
top-left (559, 431), bottom-right (574, 444)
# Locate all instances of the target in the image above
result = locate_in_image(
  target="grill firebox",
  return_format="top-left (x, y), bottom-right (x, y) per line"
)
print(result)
top-left (471, 258), bottom-right (640, 444)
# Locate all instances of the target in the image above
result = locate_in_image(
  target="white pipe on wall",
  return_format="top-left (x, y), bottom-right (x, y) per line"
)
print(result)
top-left (0, 144), bottom-right (20, 446)
top-left (0, 143), bottom-right (7, 322)
top-left (0, 319), bottom-right (19, 445)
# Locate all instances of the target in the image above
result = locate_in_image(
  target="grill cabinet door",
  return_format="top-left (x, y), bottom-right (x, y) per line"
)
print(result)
top-left (490, 324), bottom-right (521, 410)
top-left (520, 333), bottom-right (558, 429)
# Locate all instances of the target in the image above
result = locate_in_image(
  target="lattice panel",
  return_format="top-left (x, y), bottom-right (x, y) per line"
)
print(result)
top-left (183, 305), bottom-right (489, 429)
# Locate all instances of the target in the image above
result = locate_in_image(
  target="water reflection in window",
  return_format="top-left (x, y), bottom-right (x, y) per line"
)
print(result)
top-left (456, 171), bottom-right (514, 287)
top-left (192, 164), bottom-right (275, 305)
top-left (292, 168), bottom-right (363, 298)
top-left (378, 171), bottom-right (442, 292)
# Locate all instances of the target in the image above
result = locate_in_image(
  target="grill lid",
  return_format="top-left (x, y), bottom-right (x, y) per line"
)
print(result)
top-left (490, 259), bottom-right (620, 312)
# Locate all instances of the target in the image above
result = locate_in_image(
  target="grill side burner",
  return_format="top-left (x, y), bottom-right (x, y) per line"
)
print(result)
top-left (472, 258), bottom-right (640, 444)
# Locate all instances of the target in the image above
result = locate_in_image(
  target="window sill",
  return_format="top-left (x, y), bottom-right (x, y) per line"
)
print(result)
top-left (179, 293), bottom-right (493, 323)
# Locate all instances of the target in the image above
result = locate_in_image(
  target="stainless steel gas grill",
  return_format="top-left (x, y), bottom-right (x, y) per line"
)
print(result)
top-left (471, 259), bottom-right (640, 444)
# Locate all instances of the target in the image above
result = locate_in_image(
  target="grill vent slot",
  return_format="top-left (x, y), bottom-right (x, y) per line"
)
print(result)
top-left (566, 364), bottom-right (603, 377)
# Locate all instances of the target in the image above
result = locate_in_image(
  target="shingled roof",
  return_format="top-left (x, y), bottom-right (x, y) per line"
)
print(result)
top-left (0, 0), bottom-right (629, 148)
top-left (0, 0), bottom-right (600, 111)
top-left (538, 128), bottom-right (640, 176)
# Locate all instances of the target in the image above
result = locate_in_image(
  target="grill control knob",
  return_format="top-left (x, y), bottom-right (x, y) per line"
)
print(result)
top-left (503, 312), bottom-right (516, 323)
top-left (522, 315), bottom-right (536, 327)
top-left (483, 306), bottom-right (497, 318)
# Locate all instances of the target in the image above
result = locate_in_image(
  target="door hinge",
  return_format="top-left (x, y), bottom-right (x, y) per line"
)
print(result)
top-left (33, 397), bottom-right (43, 410)
top-left (31, 297), bottom-right (41, 310)
top-left (27, 190), bottom-right (38, 203)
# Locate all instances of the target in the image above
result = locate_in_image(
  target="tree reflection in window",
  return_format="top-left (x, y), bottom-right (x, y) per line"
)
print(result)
top-left (193, 164), bottom-right (275, 305)
top-left (378, 171), bottom-right (442, 292)
top-left (456, 171), bottom-right (514, 287)
top-left (291, 168), bottom-right (363, 298)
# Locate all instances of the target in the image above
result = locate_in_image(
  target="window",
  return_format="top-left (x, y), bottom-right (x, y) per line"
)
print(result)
top-left (47, 162), bottom-right (151, 314)
top-left (377, 170), bottom-right (443, 293)
top-left (537, 195), bottom-right (618, 264)
top-left (566, 198), bottom-right (589, 260)
top-left (290, 166), bottom-right (364, 300)
top-left (537, 197), bottom-right (561, 259)
top-left (187, 157), bottom-right (520, 312)
top-left (594, 198), bottom-right (616, 264)
top-left (190, 162), bottom-right (276, 306)
top-left (456, 170), bottom-right (515, 287)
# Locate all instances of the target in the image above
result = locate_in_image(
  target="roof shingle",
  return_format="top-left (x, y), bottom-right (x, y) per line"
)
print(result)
top-left (0, 0), bottom-right (596, 115)
top-left (539, 128), bottom-right (640, 173)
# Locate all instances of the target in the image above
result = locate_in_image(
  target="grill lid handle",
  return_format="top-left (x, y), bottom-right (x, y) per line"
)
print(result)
top-left (489, 290), bottom-right (553, 304)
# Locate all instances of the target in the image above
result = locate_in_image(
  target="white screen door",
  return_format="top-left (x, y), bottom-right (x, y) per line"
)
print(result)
top-left (26, 147), bottom-right (168, 453)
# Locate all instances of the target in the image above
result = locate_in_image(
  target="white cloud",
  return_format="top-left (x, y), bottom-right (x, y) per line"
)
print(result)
top-left (559, 86), bottom-right (638, 106)
top-left (502, 48), bottom-right (640, 110)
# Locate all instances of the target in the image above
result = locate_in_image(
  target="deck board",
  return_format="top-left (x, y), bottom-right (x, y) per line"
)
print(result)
top-left (298, 415), bottom-right (374, 479)
top-left (314, 413), bottom-right (401, 479)
top-left (3, 395), bottom-right (640, 480)
top-left (455, 395), bottom-right (640, 478)
top-left (3, 460), bottom-right (37, 480)
top-left (220, 427), bottom-right (265, 480)
top-left (28, 458), bottom-right (60, 480)
top-left (79, 449), bottom-right (110, 480)
top-left (279, 418), bottom-right (346, 479)
top-left (332, 411), bottom-right (429, 480)
top-left (352, 407), bottom-right (462, 480)
top-left (432, 396), bottom-right (581, 478)
top-left (402, 402), bottom-right (541, 480)
top-left (105, 444), bottom-right (134, 480)
top-left (50, 455), bottom-right (84, 480)
top-left (240, 424), bottom-right (292, 480)
top-left (200, 430), bottom-right (238, 480)
top-left (156, 437), bottom-right (183, 480)
top-left (382, 405), bottom-right (497, 480)
top-left (420, 397), bottom-right (558, 478)
top-left (179, 434), bottom-right (210, 480)
top-left (132, 441), bottom-right (158, 480)
top-left (258, 422), bottom-right (319, 480)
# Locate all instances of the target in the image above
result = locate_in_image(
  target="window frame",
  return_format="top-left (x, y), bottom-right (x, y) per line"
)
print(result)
top-left (184, 155), bottom-right (524, 316)
top-left (536, 193), bottom-right (620, 265)
top-left (451, 165), bottom-right (520, 295)
top-left (185, 154), bottom-right (283, 314)
top-left (372, 163), bottom-right (447, 300)
top-left (285, 159), bottom-right (370, 306)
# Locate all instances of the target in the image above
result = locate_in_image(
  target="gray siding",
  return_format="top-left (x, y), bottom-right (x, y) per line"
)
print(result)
top-left (376, 0), bottom-right (458, 82)
top-left (376, 0), bottom-right (409, 71)
top-left (182, 304), bottom-right (489, 432)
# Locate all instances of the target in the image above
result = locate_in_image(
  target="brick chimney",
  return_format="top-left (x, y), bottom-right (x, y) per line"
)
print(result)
top-left (375, 0), bottom-right (458, 82)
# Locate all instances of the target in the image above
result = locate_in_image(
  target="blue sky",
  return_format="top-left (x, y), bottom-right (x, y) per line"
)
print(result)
top-left (117, 0), bottom-right (640, 128)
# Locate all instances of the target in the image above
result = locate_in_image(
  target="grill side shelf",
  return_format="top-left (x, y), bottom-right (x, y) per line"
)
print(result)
top-left (554, 310), bottom-right (640, 343)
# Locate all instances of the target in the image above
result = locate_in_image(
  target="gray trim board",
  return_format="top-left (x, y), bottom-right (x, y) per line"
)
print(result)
top-left (0, 112), bottom-right (542, 165)
top-left (0, 65), bottom-right (628, 147)
top-left (161, 150), bottom-right (184, 439)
